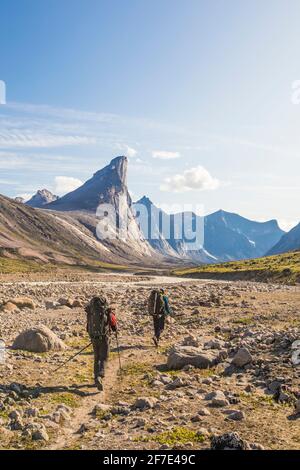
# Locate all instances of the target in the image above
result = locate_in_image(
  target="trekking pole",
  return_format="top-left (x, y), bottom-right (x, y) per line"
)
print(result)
top-left (115, 331), bottom-right (122, 373)
top-left (53, 341), bottom-right (92, 373)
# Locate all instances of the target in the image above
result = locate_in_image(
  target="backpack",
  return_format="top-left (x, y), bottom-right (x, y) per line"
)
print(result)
top-left (148, 289), bottom-right (165, 317)
top-left (86, 296), bottom-right (110, 338)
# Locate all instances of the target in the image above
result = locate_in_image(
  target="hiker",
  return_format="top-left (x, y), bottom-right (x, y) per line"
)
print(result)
top-left (148, 288), bottom-right (172, 347)
top-left (85, 296), bottom-right (117, 391)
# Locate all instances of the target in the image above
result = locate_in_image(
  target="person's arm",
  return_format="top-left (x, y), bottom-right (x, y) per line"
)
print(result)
top-left (163, 296), bottom-right (171, 315)
top-left (109, 311), bottom-right (118, 332)
top-left (85, 305), bottom-right (90, 333)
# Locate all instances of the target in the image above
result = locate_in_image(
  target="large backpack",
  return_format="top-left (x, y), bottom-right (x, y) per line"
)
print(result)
top-left (148, 289), bottom-right (165, 317)
top-left (86, 296), bottom-right (110, 338)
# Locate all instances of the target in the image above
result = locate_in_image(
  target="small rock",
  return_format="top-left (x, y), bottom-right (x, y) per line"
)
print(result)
top-left (231, 348), bottom-right (253, 367)
top-left (226, 410), bottom-right (245, 421)
top-left (133, 397), bottom-right (158, 410)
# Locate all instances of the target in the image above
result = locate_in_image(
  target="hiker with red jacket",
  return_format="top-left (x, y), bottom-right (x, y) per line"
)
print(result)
top-left (85, 296), bottom-right (117, 391)
top-left (148, 288), bottom-right (172, 347)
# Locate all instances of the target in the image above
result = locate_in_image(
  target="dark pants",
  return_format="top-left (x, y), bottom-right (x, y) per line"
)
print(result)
top-left (153, 315), bottom-right (165, 341)
top-left (91, 337), bottom-right (109, 380)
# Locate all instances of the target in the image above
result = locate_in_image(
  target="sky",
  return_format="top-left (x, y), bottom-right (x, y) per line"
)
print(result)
top-left (0, 0), bottom-right (299, 231)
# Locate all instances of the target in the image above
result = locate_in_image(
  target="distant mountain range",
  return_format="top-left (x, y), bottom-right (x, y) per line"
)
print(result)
top-left (134, 197), bottom-right (284, 262)
top-left (0, 155), bottom-right (297, 267)
top-left (267, 222), bottom-right (300, 255)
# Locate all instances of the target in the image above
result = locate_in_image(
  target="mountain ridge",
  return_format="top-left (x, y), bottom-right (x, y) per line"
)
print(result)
top-left (134, 196), bottom-right (284, 262)
top-left (267, 222), bottom-right (300, 255)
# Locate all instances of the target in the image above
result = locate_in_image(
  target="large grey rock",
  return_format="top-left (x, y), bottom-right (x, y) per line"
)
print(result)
top-left (167, 345), bottom-right (222, 370)
top-left (211, 432), bottom-right (251, 450)
top-left (231, 347), bottom-right (253, 367)
top-left (12, 325), bottom-right (66, 353)
top-left (205, 390), bottom-right (229, 407)
top-left (133, 397), bottom-right (158, 410)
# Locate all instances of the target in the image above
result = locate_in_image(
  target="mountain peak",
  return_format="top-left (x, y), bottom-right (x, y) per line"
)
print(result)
top-left (93, 156), bottom-right (128, 184)
top-left (136, 195), bottom-right (153, 206)
top-left (46, 156), bottom-right (129, 212)
top-left (26, 189), bottom-right (59, 208)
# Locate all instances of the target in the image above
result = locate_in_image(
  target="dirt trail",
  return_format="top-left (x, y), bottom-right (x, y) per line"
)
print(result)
top-left (46, 339), bottom-right (151, 450)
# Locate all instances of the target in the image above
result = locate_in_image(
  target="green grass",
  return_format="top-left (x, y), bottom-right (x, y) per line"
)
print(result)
top-left (232, 317), bottom-right (254, 325)
top-left (136, 427), bottom-right (207, 446)
top-left (173, 251), bottom-right (300, 284)
top-left (121, 361), bottom-right (153, 377)
top-left (0, 257), bottom-right (55, 274)
top-left (0, 256), bottom-right (129, 275)
top-left (47, 392), bottom-right (80, 409)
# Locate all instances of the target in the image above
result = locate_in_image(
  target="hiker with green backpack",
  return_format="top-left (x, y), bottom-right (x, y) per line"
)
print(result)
top-left (148, 288), bottom-right (172, 347)
top-left (85, 296), bottom-right (118, 391)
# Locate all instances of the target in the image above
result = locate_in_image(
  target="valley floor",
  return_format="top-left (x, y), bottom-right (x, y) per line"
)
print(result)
top-left (0, 273), bottom-right (299, 450)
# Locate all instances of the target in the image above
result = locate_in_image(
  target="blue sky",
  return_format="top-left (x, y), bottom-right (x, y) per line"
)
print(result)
top-left (0, 0), bottom-right (299, 230)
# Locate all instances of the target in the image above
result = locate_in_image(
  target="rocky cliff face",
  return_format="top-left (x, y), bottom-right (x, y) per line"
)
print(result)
top-left (46, 157), bottom-right (157, 259)
top-left (46, 156), bottom-right (129, 212)
top-left (26, 189), bottom-right (59, 208)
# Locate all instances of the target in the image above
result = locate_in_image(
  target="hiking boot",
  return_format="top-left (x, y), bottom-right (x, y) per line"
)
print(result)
top-left (95, 377), bottom-right (103, 391)
top-left (152, 336), bottom-right (158, 348)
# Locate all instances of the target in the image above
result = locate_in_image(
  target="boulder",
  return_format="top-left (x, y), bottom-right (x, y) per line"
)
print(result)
top-left (231, 347), bottom-right (253, 367)
top-left (226, 410), bottom-right (245, 421)
top-left (24, 423), bottom-right (49, 441)
top-left (12, 325), bottom-right (66, 352)
top-left (211, 432), bottom-right (251, 450)
top-left (133, 397), bottom-right (158, 410)
top-left (167, 345), bottom-right (221, 370)
top-left (8, 297), bottom-right (35, 310)
top-left (1, 302), bottom-right (19, 313)
top-left (205, 390), bottom-right (229, 407)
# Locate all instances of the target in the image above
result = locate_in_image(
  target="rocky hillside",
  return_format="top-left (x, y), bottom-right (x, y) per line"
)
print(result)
top-left (0, 193), bottom-right (115, 265)
top-left (0, 193), bottom-right (161, 267)
top-left (173, 251), bottom-right (300, 284)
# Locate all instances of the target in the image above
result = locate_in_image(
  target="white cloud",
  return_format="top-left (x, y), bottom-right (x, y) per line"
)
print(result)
top-left (152, 150), bottom-right (180, 160)
top-left (278, 219), bottom-right (299, 232)
top-left (54, 176), bottom-right (83, 195)
top-left (160, 165), bottom-right (220, 193)
top-left (0, 132), bottom-right (95, 149)
top-left (115, 143), bottom-right (137, 158)
top-left (124, 145), bottom-right (137, 158)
